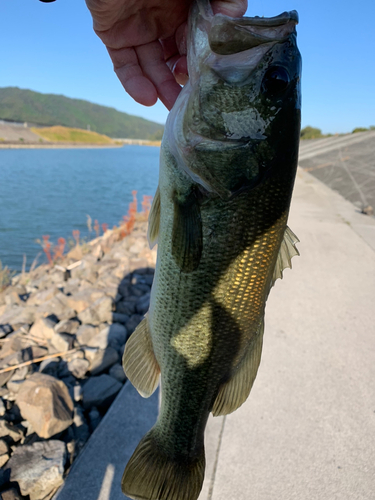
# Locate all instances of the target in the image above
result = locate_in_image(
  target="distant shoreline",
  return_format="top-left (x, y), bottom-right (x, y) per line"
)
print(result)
top-left (0, 141), bottom-right (161, 149)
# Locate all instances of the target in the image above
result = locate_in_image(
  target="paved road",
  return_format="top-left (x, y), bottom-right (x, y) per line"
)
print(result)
top-left (55, 167), bottom-right (375, 500)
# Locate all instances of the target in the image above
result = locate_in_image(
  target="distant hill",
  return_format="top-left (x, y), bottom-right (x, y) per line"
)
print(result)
top-left (0, 87), bottom-right (164, 140)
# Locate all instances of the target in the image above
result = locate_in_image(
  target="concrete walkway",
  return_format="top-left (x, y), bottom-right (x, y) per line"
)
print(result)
top-left (55, 168), bottom-right (375, 500)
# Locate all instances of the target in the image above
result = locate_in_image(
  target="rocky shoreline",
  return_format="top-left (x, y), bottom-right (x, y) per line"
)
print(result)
top-left (0, 221), bottom-right (156, 500)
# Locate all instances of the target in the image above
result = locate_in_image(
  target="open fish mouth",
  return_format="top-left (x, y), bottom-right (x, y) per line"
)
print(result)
top-left (168, 1), bottom-right (302, 196)
top-left (208, 11), bottom-right (299, 55)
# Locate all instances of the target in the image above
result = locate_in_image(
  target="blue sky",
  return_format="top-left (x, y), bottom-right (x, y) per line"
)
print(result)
top-left (1, 0), bottom-right (374, 134)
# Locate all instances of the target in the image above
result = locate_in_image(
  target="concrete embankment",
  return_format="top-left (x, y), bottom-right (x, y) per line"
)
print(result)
top-left (0, 123), bottom-right (122, 149)
top-left (0, 123), bottom-right (159, 148)
top-left (0, 123), bottom-right (42, 144)
top-left (299, 131), bottom-right (375, 213)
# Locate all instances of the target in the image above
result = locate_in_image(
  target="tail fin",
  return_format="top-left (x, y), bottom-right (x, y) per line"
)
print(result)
top-left (122, 428), bottom-right (205, 500)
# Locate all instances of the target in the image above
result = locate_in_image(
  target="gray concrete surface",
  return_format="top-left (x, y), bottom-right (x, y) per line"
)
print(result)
top-left (54, 384), bottom-right (160, 500)
top-left (299, 131), bottom-right (375, 213)
top-left (55, 167), bottom-right (375, 500)
top-left (0, 123), bottom-right (42, 143)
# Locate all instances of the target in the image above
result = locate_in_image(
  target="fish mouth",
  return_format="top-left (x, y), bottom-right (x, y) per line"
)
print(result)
top-left (209, 10), bottom-right (299, 55)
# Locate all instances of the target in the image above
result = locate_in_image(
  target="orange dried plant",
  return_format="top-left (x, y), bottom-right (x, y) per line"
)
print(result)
top-left (41, 235), bottom-right (53, 265)
top-left (53, 237), bottom-right (66, 260)
top-left (72, 230), bottom-right (80, 246)
top-left (94, 219), bottom-right (100, 238)
top-left (141, 194), bottom-right (153, 218)
top-left (120, 190), bottom-right (138, 239)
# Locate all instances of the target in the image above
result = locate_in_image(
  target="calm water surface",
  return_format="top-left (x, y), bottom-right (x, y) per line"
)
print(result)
top-left (0, 146), bottom-right (160, 271)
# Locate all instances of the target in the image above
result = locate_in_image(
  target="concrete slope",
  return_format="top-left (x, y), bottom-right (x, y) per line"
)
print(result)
top-left (0, 123), bottom-right (42, 143)
top-left (298, 131), bottom-right (375, 160)
top-left (54, 168), bottom-right (375, 500)
top-left (299, 132), bottom-right (375, 211)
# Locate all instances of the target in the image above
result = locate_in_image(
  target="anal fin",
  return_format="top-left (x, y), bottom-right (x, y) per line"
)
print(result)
top-left (271, 226), bottom-right (300, 286)
top-left (122, 315), bottom-right (160, 398)
top-left (212, 318), bottom-right (264, 417)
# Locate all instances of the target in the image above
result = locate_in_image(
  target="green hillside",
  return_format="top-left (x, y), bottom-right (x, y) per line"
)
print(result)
top-left (0, 87), bottom-right (164, 140)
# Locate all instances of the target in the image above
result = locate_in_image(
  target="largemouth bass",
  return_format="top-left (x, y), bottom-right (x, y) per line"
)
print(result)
top-left (122, 1), bottom-right (301, 499)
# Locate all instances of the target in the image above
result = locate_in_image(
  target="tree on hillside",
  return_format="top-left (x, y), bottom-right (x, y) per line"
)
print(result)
top-left (300, 126), bottom-right (323, 140)
top-left (352, 127), bottom-right (369, 133)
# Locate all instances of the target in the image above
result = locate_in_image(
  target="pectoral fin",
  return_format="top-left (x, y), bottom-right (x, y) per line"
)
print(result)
top-left (122, 315), bottom-right (160, 398)
top-left (271, 226), bottom-right (299, 286)
top-left (172, 188), bottom-right (203, 273)
top-left (212, 318), bottom-right (264, 417)
top-left (147, 186), bottom-right (161, 249)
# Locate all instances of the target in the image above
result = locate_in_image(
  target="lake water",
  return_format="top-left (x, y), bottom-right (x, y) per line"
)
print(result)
top-left (0, 146), bottom-right (160, 272)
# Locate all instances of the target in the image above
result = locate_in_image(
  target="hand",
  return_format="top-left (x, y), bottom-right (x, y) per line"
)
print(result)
top-left (85, 0), bottom-right (247, 110)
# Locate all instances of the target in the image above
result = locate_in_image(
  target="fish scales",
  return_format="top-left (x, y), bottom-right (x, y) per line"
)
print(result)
top-left (121, 1), bottom-right (301, 499)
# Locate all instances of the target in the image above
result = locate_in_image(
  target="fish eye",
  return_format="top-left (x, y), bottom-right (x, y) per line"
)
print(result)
top-left (261, 67), bottom-right (290, 95)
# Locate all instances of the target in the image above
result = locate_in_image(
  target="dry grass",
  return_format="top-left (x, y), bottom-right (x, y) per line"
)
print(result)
top-left (0, 260), bottom-right (14, 292)
top-left (31, 126), bottom-right (115, 145)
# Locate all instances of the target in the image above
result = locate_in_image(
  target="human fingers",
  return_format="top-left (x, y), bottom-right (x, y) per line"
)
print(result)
top-left (166, 55), bottom-right (189, 86)
top-left (108, 46), bottom-right (158, 106)
top-left (160, 29), bottom-right (188, 86)
top-left (136, 41), bottom-right (182, 110)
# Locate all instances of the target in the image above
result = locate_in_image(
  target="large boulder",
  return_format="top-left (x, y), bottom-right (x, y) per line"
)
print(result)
top-left (0, 420), bottom-right (23, 443)
top-left (54, 318), bottom-right (80, 335)
top-left (82, 374), bottom-right (122, 409)
top-left (28, 316), bottom-right (57, 341)
top-left (16, 373), bottom-right (73, 438)
top-left (26, 285), bottom-right (59, 306)
top-left (67, 357), bottom-right (90, 379)
top-left (6, 440), bottom-right (66, 500)
top-left (0, 306), bottom-right (36, 330)
top-left (78, 296), bottom-right (114, 325)
top-left (36, 293), bottom-right (75, 321)
top-left (89, 347), bottom-right (119, 376)
top-left (48, 332), bottom-right (74, 353)
top-left (65, 288), bottom-right (106, 314)
top-left (87, 323), bottom-right (127, 350)
top-left (75, 324), bottom-right (99, 345)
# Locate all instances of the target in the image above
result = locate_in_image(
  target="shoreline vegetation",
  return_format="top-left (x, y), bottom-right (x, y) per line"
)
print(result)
top-left (0, 125), bottom-right (161, 149)
top-left (300, 125), bottom-right (375, 140)
top-left (0, 191), bottom-right (153, 288)
top-left (2, 124), bottom-right (372, 149)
